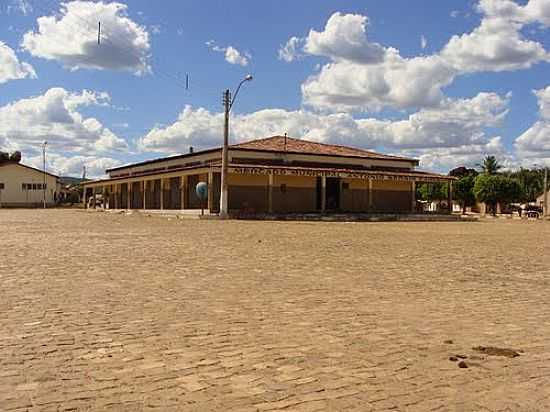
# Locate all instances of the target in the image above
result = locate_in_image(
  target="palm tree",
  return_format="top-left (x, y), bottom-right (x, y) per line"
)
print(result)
top-left (478, 155), bottom-right (502, 175)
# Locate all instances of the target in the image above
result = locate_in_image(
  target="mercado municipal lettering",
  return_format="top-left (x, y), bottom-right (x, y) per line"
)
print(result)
top-left (231, 166), bottom-right (451, 183)
top-left (83, 135), bottom-right (455, 214)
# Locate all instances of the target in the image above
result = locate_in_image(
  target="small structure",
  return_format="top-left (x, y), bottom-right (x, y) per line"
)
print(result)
top-left (0, 156), bottom-right (60, 207)
top-left (82, 135), bottom-right (455, 215)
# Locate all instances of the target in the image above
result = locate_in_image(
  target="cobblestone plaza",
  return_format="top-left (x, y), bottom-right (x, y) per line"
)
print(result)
top-left (1, 210), bottom-right (550, 411)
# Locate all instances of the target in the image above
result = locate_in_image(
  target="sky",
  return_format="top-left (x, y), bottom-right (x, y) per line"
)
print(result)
top-left (1, 0), bottom-right (550, 177)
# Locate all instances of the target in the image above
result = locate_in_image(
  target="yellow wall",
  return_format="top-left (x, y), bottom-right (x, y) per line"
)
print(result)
top-left (273, 175), bottom-right (315, 188)
top-left (343, 178), bottom-right (367, 190)
top-left (228, 174), bottom-right (268, 186)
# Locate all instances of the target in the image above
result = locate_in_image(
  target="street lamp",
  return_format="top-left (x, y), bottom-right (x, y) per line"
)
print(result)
top-left (42, 141), bottom-right (48, 209)
top-left (219, 74), bottom-right (253, 218)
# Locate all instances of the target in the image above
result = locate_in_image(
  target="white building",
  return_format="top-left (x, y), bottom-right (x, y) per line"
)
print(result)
top-left (0, 161), bottom-right (60, 207)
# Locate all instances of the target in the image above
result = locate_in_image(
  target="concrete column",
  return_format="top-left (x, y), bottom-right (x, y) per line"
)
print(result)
top-left (83, 188), bottom-right (88, 209)
top-left (368, 179), bottom-right (374, 211)
top-left (181, 176), bottom-right (187, 210)
top-left (207, 171), bottom-right (213, 212)
top-left (160, 179), bottom-right (164, 210)
top-left (102, 186), bottom-right (107, 209)
top-left (114, 184), bottom-right (119, 209)
top-left (268, 174), bottom-right (274, 213)
top-left (448, 181), bottom-right (453, 214)
top-left (321, 176), bottom-right (326, 212)
top-left (127, 183), bottom-right (132, 209)
top-left (92, 190), bottom-right (97, 209)
top-left (411, 181), bottom-right (416, 213)
top-left (142, 181), bottom-right (146, 210)
top-left (338, 180), bottom-right (344, 211)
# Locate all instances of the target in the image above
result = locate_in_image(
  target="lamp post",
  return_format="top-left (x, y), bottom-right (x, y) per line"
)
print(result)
top-left (219, 74), bottom-right (253, 218)
top-left (42, 141), bottom-right (48, 209)
top-left (544, 166), bottom-right (548, 218)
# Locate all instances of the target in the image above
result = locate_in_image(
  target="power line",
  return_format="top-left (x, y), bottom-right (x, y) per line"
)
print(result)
top-left (24, 0), bottom-right (193, 90)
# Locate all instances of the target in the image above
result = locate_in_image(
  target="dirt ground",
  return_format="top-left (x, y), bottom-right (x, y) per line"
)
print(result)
top-left (1, 209), bottom-right (550, 411)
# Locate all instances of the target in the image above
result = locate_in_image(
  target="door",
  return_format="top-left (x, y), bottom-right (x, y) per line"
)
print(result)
top-left (325, 178), bottom-right (340, 211)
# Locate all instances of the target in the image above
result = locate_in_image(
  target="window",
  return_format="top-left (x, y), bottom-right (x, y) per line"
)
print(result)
top-left (32, 184), bottom-right (37, 190)
top-left (0, 183), bottom-right (4, 190)
top-left (22, 183), bottom-right (26, 190)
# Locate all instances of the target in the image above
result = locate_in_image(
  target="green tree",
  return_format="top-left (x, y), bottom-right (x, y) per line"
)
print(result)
top-left (508, 168), bottom-right (544, 203)
top-left (453, 175), bottom-right (476, 214)
top-left (478, 155), bottom-right (502, 175)
top-left (417, 182), bottom-right (449, 211)
top-left (417, 182), bottom-right (448, 202)
top-left (474, 174), bottom-right (522, 215)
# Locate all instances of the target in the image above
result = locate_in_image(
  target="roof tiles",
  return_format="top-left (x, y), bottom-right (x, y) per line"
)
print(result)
top-left (232, 135), bottom-right (417, 163)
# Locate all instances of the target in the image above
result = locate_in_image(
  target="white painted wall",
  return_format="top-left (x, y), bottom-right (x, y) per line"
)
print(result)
top-left (0, 163), bottom-right (59, 206)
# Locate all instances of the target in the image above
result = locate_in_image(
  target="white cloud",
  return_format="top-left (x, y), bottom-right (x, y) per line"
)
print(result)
top-left (355, 92), bottom-right (510, 149)
top-left (514, 86), bottom-right (550, 160)
top-left (278, 36), bottom-right (305, 62)
top-left (0, 88), bottom-right (128, 157)
top-left (7, 0), bottom-right (33, 15)
top-left (440, 0), bottom-right (550, 73)
top-left (478, 0), bottom-right (550, 27)
top-left (25, 153), bottom-right (120, 178)
top-left (441, 13), bottom-right (549, 72)
top-left (302, 52), bottom-right (457, 112)
top-left (22, 1), bottom-right (151, 74)
top-left (282, 12), bottom-right (457, 111)
top-left (534, 85), bottom-right (550, 119)
top-left (138, 92), bottom-right (510, 164)
top-left (421, 35), bottom-right (427, 50)
top-left (0, 41), bottom-right (36, 84)
top-left (402, 137), bottom-right (514, 171)
top-left (303, 12), bottom-right (386, 64)
top-left (207, 41), bottom-right (250, 66)
top-left (224, 46), bottom-right (249, 66)
top-left (138, 105), bottom-right (380, 154)
top-left (284, 4), bottom-right (550, 112)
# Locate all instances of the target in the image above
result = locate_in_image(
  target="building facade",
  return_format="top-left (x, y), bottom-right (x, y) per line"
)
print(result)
top-left (0, 162), bottom-right (60, 207)
top-left (83, 136), bottom-right (454, 214)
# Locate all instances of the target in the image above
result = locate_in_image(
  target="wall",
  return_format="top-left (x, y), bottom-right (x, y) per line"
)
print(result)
top-left (228, 174), bottom-right (269, 212)
top-left (372, 180), bottom-right (412, 212)
top-left (272, 175), bottom-right (317, 213)
top-left (108, 147), bottom-right (416, 179)
top-left (341, 178), bottom-right (369, 212)
top-left (0, 163), bottom-right (58, 207)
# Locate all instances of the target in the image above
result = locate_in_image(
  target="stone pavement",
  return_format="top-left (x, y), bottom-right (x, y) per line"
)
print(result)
top-left (1, 209), bottom-right (550, 411)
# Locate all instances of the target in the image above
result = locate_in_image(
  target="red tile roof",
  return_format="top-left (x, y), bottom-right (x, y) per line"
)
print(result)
top-left (232, 135), bottom-right (417, 163)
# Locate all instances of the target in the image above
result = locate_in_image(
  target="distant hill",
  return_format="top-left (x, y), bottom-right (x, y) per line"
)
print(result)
top-left (60, 176), bottom-right (90, 186)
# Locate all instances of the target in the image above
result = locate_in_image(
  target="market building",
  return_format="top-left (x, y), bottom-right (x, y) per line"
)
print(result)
top-left (82, 135), bottom-right (455, 215)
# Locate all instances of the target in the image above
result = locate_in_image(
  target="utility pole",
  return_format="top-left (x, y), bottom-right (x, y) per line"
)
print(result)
top-left (42, 141), bottom-right (47, 209)
top-left (544, 166), bottom-right (548, 218)
top-left (218, 75), bottom-right (253, 219)
top-left (219, 89), bottom-right (231, 218)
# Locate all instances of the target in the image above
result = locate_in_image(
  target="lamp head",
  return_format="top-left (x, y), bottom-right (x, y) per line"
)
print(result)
top-left (244, 74), bottom-right (253, 81)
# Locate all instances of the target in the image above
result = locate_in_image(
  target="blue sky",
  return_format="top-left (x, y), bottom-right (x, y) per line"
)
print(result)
top-left (1, 0), bottom-right (550, 176)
